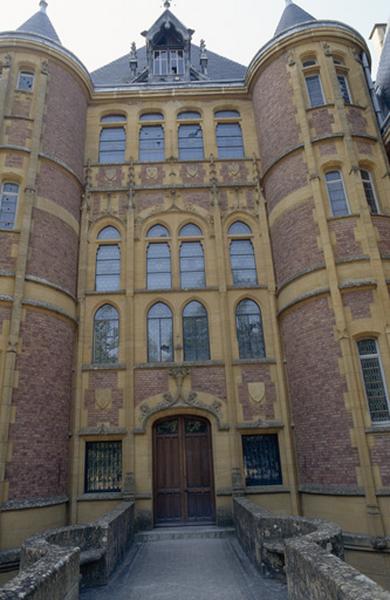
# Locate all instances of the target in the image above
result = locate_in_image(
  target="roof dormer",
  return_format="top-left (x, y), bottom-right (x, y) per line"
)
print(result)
top-left (141, 1), bottom-right (194, 82)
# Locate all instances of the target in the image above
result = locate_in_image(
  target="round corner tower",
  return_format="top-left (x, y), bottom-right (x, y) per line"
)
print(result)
top-left (0, 3), bottom-right (90, 548)
top-left (248, 13), bottom-right (390, 539)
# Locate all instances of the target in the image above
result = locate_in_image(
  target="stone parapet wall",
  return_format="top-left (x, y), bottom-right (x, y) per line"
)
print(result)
top-left (233, 497), bottom-right (390, 599)
top-left (0, 502), bottom-right (134, 598)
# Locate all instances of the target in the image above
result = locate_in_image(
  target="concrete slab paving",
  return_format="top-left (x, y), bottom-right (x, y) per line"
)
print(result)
top-left (81, 536), bottom-right (288, 600)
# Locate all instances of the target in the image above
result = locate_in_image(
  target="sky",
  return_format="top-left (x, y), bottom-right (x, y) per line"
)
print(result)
top-left (3, 0), bottom-right (390, 75)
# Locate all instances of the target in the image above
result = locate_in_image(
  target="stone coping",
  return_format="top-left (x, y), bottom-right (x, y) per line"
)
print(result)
top-left (0, 495), bottom-right (68, 512)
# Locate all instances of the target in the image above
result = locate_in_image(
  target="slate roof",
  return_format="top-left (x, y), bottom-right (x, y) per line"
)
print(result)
top-left (17, 6), bottom-right (61, 44)
top-left (92, 44), bottom-right (247, 87)
top-left (376, 21), bottom-right (390, 114)
top-left (274, 1), bottom-right (316, 37)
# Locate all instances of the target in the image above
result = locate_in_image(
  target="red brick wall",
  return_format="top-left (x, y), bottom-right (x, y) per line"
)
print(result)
top-left (238, 365), bottom-right (276, 421)
top-left (42, 60), bottom-right (87, 180)
top-left (84, 371), bottom-right (123, 427)
top-left (329, 218), bottom-right (364, 263)
top-left (271, 200), bottom-right (324, 288)
top-left (252, 52), bottom-right (300, 172)
top-left (308, 108), bottom-right (335, 137)
top-left (136, 192), bottom-right (165, 213)
top-left (134, 369), bottom-right (169, 405)
top-left (27, 208), bottom-right (79, 295)
top-left (5, 119), bottom-right (32, 147)
top-left (371, 435), bottom-right (390, 487)
top-left (264, 152), bottom-right (308, 213)
top-left (37, 162), bottom-right (82, 222)
top-left (6, 310), bottom-right (75, 500)
top-left (280, 296), bottom-right (360, 487)
top-left (191, 366), bottom-right (227, 401)
top-left (346, 107), bottom-right (368, 136)
top-left (0, 232), bottom-right (18, 272)
top-left (183, 190), bottom-right (211, 212)
top-left (342, 289), bottom-right (373, 320)
top-left (373, 217), bottom-right (390, 258)
top-left (11, 93), bottom-right (32, 118)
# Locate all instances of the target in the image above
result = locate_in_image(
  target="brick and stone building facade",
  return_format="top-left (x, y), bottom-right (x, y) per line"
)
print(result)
top-left (1, 0), bottom-right (390, 589)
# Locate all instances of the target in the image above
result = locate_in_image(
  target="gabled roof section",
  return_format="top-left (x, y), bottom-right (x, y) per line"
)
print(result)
top-left (376, 20), bottom-right (390, 114)
top-left (91, 44), bottom-right (246, 87)
top-left (17, 0), bottom-right (61, 45)
top-left (143, 8), bottom-right (194, 43)
top-left (274, 0), bottom-right (316, 37)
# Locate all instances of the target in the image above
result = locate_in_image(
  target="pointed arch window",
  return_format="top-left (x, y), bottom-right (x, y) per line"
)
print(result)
top-left (228, 221), bottom-right (257, 286)
top-left (0, 182), bottom-right (19, 229)
top-left (183, 301), bottom-right (210, 362)
top-left (148, 302), bottom-right (173, 363)
top-left (93, 305), bottom-right (119, 364)
top-left (236, 300), bottom-right (265, 359)
top-left (96, 227), bottom-right (121, 291)
top-left (358, 339), bottom-right (390, 424)
top-left (179, 223), bottom-right (205, 289)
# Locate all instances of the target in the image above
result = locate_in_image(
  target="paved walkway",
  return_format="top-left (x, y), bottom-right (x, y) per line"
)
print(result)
top-left (81, 533), bottom-right (288, 600)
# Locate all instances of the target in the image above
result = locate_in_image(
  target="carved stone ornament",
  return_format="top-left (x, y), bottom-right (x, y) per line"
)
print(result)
top-left (288, 52), bottom-right (296, 67)
top-left (95, 389), bottom-right (112, 411)
top-left (146, 166), bottom-right (158, 180)
top-left (186, 165), bottom-right (198, 178)
top-left (104, 167), bottom-right (118, 182)
top-left (41, 60), bottom-right (49, 75)
top-left (228, 163), bottom-right (240, 177)
top-left (248, 382), bottom-right (266, 406)
top-left (323, 43), bottom-right (333, 56)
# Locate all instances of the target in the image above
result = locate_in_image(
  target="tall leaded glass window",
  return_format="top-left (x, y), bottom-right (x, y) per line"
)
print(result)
top-left (148, 302), bottom-right (173, 363)
top-left (183, 301), bottom-right (210, 362)
top-left (99, 126), bottom-right (126, 164)
top-left (216, 123), bottom-right (244, 159)
top-left (325, 170), bottom-right (350, 216)
top-left (228, 222), bottom-right (257, 286)
top-left (139, 125), bottom-right (165, 162)
top-left (85, 441), bottom-right (122, 493)
top-left (179, 223), bottom-right (205, 289)
top-left (242, 435), bottom-right (283, 486)
top-left (305, 75), bottom-right (325, 107)
top-left (93, 305), bottom-right (119, 364)
top-left (0, 183), bottom-right (19, 229)
top-left (360, 169), bottom-right (379, 214)
top-left (147, 244), bottom-right (171, 289)
top-left (96, 245), bottom-right (121, 291)
top-left (178, 124), bottom-right (204, 160)
top-left (236, 299), bottom-right (265, 359)
top-left (358, 339), bottom-right (390, 423)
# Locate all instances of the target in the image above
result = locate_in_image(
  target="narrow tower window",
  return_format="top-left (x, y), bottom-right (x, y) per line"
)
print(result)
top-left (93, 304), bottom-right (119, 364)
top-left (358, 339), bottom-right (390, 424)
top-left (183, 301), bottom-right (210, 361)
top-left (325, 171), bottom-right (350, 216)
top-left (148, 302), bottom-right (173, 362)
top-left (337, 74), bottom-right (352, 104)
top-left (305, 75), bottom-right (325, 107)
top-left (360, 169), bottom-right (379, 214)
top-left (0, 182), bottom-right (19, 229)
top-left (17, 71), bottom-right (34, 91)
top-left (236, 299), bottom-right (265, 359)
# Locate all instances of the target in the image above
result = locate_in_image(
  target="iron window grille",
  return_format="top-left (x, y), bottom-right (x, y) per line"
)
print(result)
top-left (242, 434), bottom-right (283, 486)
top-left (358, 339), bottom-right (390, 424)
top-left (360, 169), bottom-right (379, 214)
top-left (305, 75), bottom-right (325, 107)
top-left (325, 170), bottom-right (350, 216)
top-left (85, 441), bottom-right (122, 493)
top-left (147, 302), bottom-right (174, 363)
top-left (0, 183), bottom-right (19, 229)
top-left (236, 299), bottom-right (266, 359)
top-left (183, 301), bottom-right (210, 362)
top-left (93, 305), bottom-right (119, 364)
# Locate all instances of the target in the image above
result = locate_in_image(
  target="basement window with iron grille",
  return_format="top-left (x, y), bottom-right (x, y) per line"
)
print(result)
top-left (242, 434), bottom-right (282, 487)
top-left (85, 441), bottom-right (122, 493)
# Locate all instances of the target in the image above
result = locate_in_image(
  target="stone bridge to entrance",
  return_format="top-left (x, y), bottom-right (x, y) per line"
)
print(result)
top-left (81, 528), bottom-right (288, 600)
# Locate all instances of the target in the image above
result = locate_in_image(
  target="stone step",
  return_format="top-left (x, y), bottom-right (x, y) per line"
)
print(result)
top-left (135, 526), bottom-right (236, 543)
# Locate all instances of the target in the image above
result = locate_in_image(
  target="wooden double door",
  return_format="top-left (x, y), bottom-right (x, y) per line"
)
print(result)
top-left (153, 416), bottom-right (215, 525)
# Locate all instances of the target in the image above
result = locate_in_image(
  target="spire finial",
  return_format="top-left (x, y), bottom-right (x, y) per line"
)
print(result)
top-left (164, 0), bottom-right (171, 8)
top-left (39, 0), bottom-right (48, 12)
